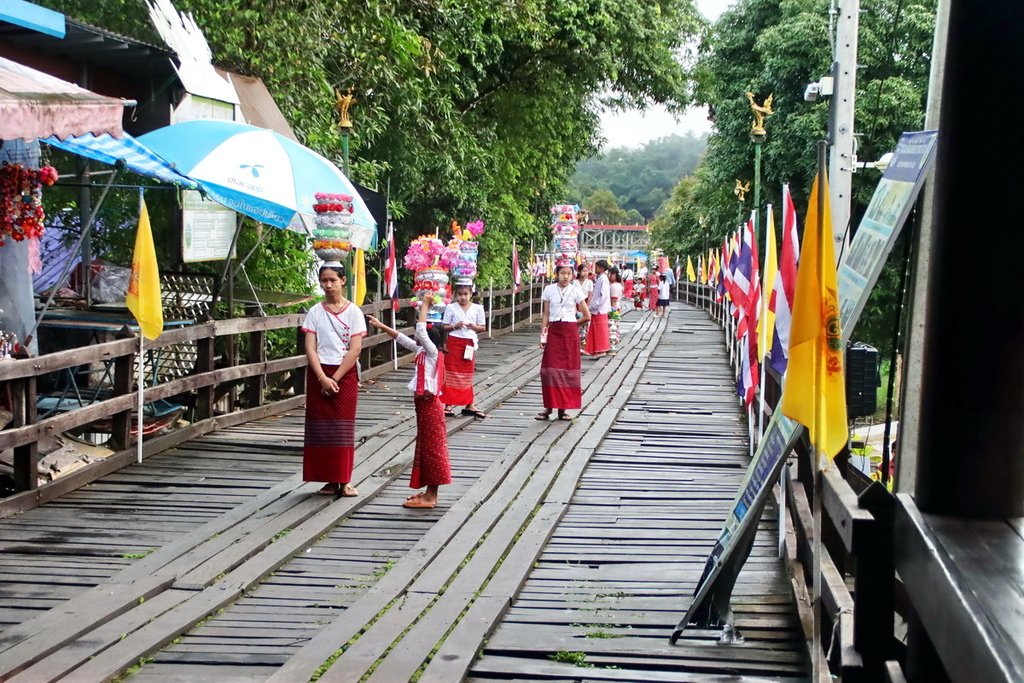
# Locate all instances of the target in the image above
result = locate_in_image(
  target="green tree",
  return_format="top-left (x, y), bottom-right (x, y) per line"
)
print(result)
top-left (41, 0), bottom-right (704, 290)
top-left (653, 0), bottom-right (936, 353)
top-left (583, 189), bottom-right (629, 225)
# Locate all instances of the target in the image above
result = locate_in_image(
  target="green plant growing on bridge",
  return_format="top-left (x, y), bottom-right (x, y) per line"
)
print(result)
top-left (549, 650), bottom-right (593, 667)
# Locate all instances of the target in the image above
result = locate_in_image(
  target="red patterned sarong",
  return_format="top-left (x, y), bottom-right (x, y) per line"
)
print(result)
top-left (410, 393), bottom-right (452, 489)
top-left (442, 336), bottom-right (476, 406)
top-left (648, 278), bottom-right (659, 310)
top-left (584, 313), bottom-right (610, 355)
top-left (541, 321), bottom-right (582, 410)
top-left (303, 365), bottom-right (357, 483)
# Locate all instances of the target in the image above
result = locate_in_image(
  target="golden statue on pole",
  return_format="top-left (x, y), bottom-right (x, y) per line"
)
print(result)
top-left (335, 87), bottom-right (357, 130)
top-left (734, 179), bottom-right (751, 202)
top-left (745, 92), bottom-right (773, 136)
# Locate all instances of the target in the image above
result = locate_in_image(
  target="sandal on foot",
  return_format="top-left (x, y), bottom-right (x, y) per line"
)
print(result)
top-left (316, 483), bottom-right (341, 496)
top-left (534, 412), bottom-right (552, 421)
top-left (403, 497), bottom-right (436, 509)
top-left (461, 408), bottom-right (487, 419)
top-left (341, 484), bottom-right (359, 497)
top-left (443, 409), bottom-right (457, 417)
top-left (557, 412), bottom-right (572, 421)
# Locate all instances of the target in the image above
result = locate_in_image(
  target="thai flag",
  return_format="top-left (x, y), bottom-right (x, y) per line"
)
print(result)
top-left (771, 184), bottom-right (800, 375)
top-left (385, 222), bottom-right (399, 312)
top-left (736, 216), bottom-right (760, 406)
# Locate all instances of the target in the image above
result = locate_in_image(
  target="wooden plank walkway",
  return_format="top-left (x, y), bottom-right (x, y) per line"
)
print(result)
top-left (0, 305), bottom-right (807, 682)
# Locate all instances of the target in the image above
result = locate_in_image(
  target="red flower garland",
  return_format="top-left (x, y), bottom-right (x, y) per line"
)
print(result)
top-left (0, 163), bottom-right (59, 246)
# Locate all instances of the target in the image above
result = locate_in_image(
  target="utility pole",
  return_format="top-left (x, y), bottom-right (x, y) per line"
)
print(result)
top-left (829, 0), bottom-right (859, 262)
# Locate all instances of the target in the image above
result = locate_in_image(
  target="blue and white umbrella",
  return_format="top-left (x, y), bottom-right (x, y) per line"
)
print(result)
top-left (137, 120), bottom-right (376, 246)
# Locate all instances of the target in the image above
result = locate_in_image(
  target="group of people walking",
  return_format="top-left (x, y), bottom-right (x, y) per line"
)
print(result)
top-left (298, 259), bottom-right (671, 510)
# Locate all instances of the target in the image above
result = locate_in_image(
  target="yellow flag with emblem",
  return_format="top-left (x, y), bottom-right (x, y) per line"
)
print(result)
top-left (354, 249), bottom-right (367, 305)
top-left (781, 172), bottom-right (847, 462)
top-left (126, 199), bottom-right (163, 340)
top-left (759, 206), bottom-right (779, 360)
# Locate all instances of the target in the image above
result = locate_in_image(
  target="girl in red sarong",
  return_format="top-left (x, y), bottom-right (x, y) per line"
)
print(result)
top-left (441, 285), bottom-right (487, 418)
top-left (302, 264), bottom-right (366, 497)
top-left (537, 264), bottom-right (591, 421)
top-left (368, 293), bottom-right (452, 509)
top-left (648, 270), bottom-right (660, 311)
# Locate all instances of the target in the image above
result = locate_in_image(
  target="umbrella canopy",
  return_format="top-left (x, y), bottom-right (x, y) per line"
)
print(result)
top-left (137, 120), bottom-right (376, 244)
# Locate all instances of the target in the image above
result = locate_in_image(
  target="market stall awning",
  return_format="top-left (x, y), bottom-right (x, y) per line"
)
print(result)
top-left (43, 132), bottom-right (198, 188)
top-left (0, 55), bottom-right (125, 140)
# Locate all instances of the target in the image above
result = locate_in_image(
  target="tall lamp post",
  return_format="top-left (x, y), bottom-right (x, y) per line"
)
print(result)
top-left (336, 87), bottom-right (357, 301)
top-left (746, 92), bottom-right (773, 247)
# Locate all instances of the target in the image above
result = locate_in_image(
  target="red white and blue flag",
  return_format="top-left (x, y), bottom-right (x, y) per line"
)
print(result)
top-left (385, 222), bottom-right (399, 312)
top-left (735, 215), bottom-right (760, 406)
top-left (771, 184), bottom-right (800, 375)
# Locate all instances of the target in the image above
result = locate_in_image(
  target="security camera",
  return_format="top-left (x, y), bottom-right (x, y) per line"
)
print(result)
top-left (804, 82), bottom-right (821, 102)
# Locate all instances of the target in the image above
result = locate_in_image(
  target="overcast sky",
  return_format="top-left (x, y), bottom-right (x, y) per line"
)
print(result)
top-left (598, 0), bottom-right (733, 149)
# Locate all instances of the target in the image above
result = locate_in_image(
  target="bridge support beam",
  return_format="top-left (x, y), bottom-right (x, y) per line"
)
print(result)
top-left (911, 0), bottom-right (1024, 518)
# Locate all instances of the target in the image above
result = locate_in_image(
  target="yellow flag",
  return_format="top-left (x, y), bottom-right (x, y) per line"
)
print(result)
top-left (699, 254), bottom-right (708, 284)
top-left (759, 205), bottom-right (779, 360)
top-left (354, 249), bottom-right (367, 305)
top-left (686, 256), bottom-right (696, 282)
top-left (126, 199), bottom-right (163, 340)
top-left (781, 172), bottom-right (847, 461)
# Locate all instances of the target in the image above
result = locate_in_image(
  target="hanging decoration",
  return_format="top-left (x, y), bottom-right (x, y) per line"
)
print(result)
top-left (0, 163), bottom-right (59, 247)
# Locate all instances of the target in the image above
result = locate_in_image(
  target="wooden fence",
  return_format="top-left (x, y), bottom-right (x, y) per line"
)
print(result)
top-left (679, 282), bottom-right (904, 683)
top-left (0, 282), bottom-right (544, 515)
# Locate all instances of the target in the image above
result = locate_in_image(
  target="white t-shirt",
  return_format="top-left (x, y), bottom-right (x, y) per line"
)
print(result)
top-left (395, 322), bottom-right (442, 395)
top-left (301, 301), bottom-right (367, 365)
top-left (442, 302), bottom-right (485, 344)
top-left (658, 281), bottom-right (671, 299)
top-left (542, 283), bottom-right (585, 322)
top-left (609, 282), bottom-right (624, 311)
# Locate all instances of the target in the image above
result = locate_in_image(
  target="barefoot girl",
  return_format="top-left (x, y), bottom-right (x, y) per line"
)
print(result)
top-left (302, 264), bottom-right (365, 496)
top-left (368, 292), bottom-right (452, 508)
top-left (442, 285), bottom-right (487, 418)
top-left (538, 264), bottom-right (591, 421)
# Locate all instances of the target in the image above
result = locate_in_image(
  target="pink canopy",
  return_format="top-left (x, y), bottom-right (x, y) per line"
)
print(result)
top-left (0, 56), bottom-right (124, 141)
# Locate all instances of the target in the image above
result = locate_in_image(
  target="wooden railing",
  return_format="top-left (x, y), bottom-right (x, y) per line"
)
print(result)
top-left (679, 282), bottom-right (903, 683)
top-left (0, 282), bottom-right (545, 514)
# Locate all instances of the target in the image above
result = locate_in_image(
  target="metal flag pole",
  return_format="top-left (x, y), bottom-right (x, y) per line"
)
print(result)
top-left (136, 335), bottom-right (145, 464)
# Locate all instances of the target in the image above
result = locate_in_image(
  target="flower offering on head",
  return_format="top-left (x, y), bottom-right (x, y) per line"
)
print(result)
top-left (403, 235), bottom-right (446, 271)
top-left (466, 219), bottom-right (485, 238)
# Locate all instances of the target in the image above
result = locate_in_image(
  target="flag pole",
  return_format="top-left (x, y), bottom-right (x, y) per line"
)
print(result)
top-left (811, 139), bottom-right (827, 683)
top-left (487, 278), bottom-right (493, 339)
top-left (136, 335), bottom-right (144, 464)
top-left (391, 305), bottom-right (398, 370)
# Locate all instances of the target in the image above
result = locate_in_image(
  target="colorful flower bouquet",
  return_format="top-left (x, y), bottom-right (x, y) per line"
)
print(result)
top-left (1, 164), bottom-right (59, 247)
top-left (311, 193), bottom-right (354, 262)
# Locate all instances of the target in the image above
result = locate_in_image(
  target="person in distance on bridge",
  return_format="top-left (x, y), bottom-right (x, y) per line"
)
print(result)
top-left (584, 259), bottom-right (612, 358)
top-left (538, 264), bottom-right (591, 421)
top-left (656, 273), bottom-right (671, 318)
top-left (301, 263), bottom-right (365, 497)
top-left (607, 266), bottom-right (623, 352)
top-left (441, 284), bottom-right (487, 419)
top-left (648, 268), bottom-right (660, 311)
top-left (368, 292), bottom-right (452, 509)
top-left (575, 263), bottom-right (593, 351)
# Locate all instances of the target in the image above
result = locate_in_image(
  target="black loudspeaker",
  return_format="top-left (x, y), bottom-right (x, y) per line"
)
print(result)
top-left (846, 342), bottom-right (881, 419)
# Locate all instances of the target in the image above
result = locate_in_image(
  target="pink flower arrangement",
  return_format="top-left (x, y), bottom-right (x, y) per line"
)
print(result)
top-left (466, 220), bottom-right (485, 237)
top-left (404, 235), bottom-right (445, 271)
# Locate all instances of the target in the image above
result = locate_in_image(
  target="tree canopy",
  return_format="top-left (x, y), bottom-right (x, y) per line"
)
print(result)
top-left (650, 0), bottom-right (936, 352)
top-left (569, 133), bottom-right (707, 222)
top-left (40, 0), bottom-right (704, 288)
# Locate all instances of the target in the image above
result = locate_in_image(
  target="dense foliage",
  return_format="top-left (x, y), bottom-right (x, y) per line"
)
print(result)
top-left (40, 0), bottom-right (703, 291)
top-left (650, 0), bottom-right (936, 352)
top-left (569, 133), bottom-right (707, 222)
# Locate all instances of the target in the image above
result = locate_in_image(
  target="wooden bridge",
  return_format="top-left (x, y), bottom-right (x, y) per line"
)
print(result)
top-left (0, 296), bottom-right (809, 682)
